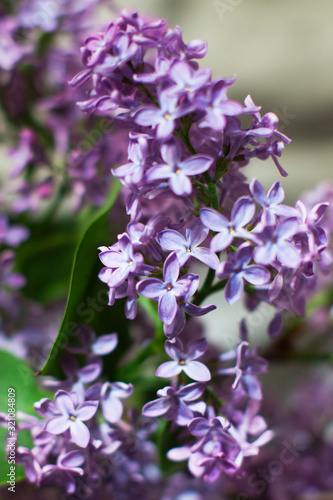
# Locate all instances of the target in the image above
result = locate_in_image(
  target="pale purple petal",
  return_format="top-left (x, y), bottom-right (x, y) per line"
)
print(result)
top-left (225, 274), bottom-right (244, 305)
top-left (102, 395), bottom-right (123, 423)
top-left (186, 338), bottom-right (208, 360)
top-left (163, 252), bottom-right (179, 284)
top-left (180, 155), bottom-right (213, 175)
top-left (137, 278), bottom-right (164, 299)
top-left (55, 391), bottom-right (75, 417)
top-left (242, 266), bottom-right (270, 285)
top-left (158, 230), bottom-right (187, 251)
top-left (276, 242), bottom-right (300, 268)
top-left (183, 361), bottom-right (211, 382)
top-left (178, 382), bottom-right (206, 401)
top-left (45, 416), bottom-right (71, 435)
top-left (193, 247), bottom-right (219, 269)
top-left (156, 361), bottom-right (182, 378)
top-left (92, 334), bottom-right (118, 355)
top-left (211, 231), bottom-right (234, 252)
top-left (232, 197), bottom-right (255, 228)
top-left (142, 397), bottom-right (171, 417)
top-left (159, 292), bottom-right (177, 324)
top-left (200, 208), bottom-right (228, 232)
top-left (76, 401), bottom-right (98, 421)
top-left (169, 172), bottom-right (192, 196)
top-left (70, 420), bottom-right (90, 448)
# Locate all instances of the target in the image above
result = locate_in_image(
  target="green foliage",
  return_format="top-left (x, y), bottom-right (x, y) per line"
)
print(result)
top-left (0, 350), bottom-right (51, 485)
top-left (40, 180), bottom-right (131, 379)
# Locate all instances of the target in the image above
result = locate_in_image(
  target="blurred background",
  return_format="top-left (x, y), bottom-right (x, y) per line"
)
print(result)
top-left (115, 0), bottom-right (333, 346)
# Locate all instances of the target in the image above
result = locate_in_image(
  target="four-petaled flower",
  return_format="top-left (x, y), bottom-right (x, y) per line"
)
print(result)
top-left (142, 382), bottom-right (206, 426)
top-left (200, 197), bottom-right (256, 252)
top-left (156, 338), bottom-right (211, 382)
top-left (136, 252), bottom-right (194, 325)
top-left (145, 139), bottom-right (213, 196)
top-left (217, 243), bottom-right (271, 305)
top-left (158, 218), bottom-right (219, 269)
top-left (45, 391), bottom-right (98, 448)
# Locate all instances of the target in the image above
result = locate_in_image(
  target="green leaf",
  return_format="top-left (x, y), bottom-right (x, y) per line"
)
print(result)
top-left (15, 220), bottom-right (80, 304)
top-left (40, 180), bottom-right (130, 379)
top-left (0, 350), bottom-right (51, 486)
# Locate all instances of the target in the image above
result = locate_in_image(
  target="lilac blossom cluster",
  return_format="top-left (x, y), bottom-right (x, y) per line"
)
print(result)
top-left (1, 0), bottom-right (128, 213)
top-left (4, 326), bottom-right (160, 495)
top-left (2, 6), bottom-right (333, 500)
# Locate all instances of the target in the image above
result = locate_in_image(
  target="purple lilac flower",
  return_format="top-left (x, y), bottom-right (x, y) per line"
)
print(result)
top-left (228, 401), bottom-right (274, 468)
top-left (250, 179), bottom-right (297, 225)
top-left (158, 218), bottom-right (219, 269)
top-left (295, 200), bottom-right (328, 255)
top-left (136, 252), bottom-right (194, 325)
top-left (254, 218), bottom-right (301, 268)
top-left (142, 382), bottom-right (206, 426)
top-left (163, 274), bottom-right (216, 338)
top-left (145, 139), bottom-right (213, 197)
top-left (217, 243), bottom-right (271, 305)
top-left (0, 216), bottom-right (29, 247)
top-left (200, 197), bottom-right (256, 252)
top-left (167, 60), bottom-right (211, 99)
top-left (218, 342), bottom-right (268, 400)
top-left (99, 233), bottom-right (144, 288)
top-left (134, 91), bottom-right (190, 140)
top-left (86, 381), bottom-right (134, 424)
top-left (188, 414), bottom-right (236, 452)
top-left (66, 325), bottom-right (118, 356)
top-left (45, 390), bottom-right (98, 447)
top-left (40, 450), bottom-right (85, 494)
top-left (195, 79), bottom-right (243, 131)
top-left (112, 133), bottom-right (150, 184)
top-left (156, 338), bottom-right (211, 382)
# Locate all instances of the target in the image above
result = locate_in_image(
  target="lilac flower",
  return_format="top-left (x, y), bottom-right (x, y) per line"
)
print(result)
top-left (45, 391), bottom-right (98, 447)
top-left (40, 450), bottom-right (85, 494)
top-left (112, 134), bottom-right (150, 184)
top-left (137, 252), bottom-right (194, 325)
top-left (158, 218), bottom-right (219, 269)
top-left (91, 33), bottom-right (138, 76)
top-left (134, 91), bottom-right (190, 140)
top-left (142, 382), bottom-right (206, 426)
top-left (99, 233), bottom-right (144, 288)
top-left (218, 342), bottom-right (268, 400)
top-left (145, 140), bottom-right (213, 196)
top-left (188, 414), bottom-right (236, 452)
top-left (295, 200), bottom-right (328, 255)
top-left (228, 401), bottom-right (274, 468)
top-left (156, 338), bottom-right (211, 382)
top-left (199, 452), bottom-right (237, 481)
top-left (163, 275), bottom-right (216, 338)
top-left (66, 325), bottom-right (118, 356)
top-left (16, 447), bottom-right (42, 484)
top-left (254, 218), bottom-right (301, 268)
top-left (0, 216), bottom-right (29, 247)
top-left (167, 60), bottom-right (211, 98)
top-left (250, 179), bottom-right (297, 225)
top-left (200, 197), bottom-right (256, 252)
top-left (217, 243), bottom-right (271, 305)
top-left (86, 381), bottom-right (134, 424)
top-left (195, 79), bottom-right (243, 131)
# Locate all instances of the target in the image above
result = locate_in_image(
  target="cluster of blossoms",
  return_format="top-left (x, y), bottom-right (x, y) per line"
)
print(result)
top-left (1, 5), bottom-right (333, 500)
top-left (1, 0), bottom-right (128, 213)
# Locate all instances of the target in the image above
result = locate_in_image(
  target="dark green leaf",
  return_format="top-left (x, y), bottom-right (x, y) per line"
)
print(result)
top-left (40, 180), bottom-right (130, 379)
